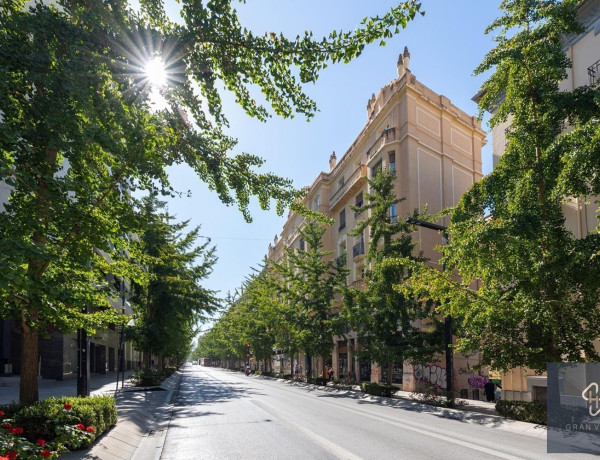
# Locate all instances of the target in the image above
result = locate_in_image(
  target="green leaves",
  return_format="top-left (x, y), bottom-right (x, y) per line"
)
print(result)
top-left (411, 0), bottom-right (600, 373)
top-left (345, 171), bottom-right (441, 382)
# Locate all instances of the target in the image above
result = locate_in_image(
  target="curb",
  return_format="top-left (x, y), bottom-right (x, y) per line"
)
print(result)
top-left (131, 370), bottom-right (183, 460)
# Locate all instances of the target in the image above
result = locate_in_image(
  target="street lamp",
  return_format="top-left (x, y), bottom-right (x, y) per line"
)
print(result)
top-left (406, 217), bottom-right (453, 404)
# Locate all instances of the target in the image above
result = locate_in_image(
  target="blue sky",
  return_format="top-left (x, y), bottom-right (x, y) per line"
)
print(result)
top-left (161, 1), bottom-right (502, 303)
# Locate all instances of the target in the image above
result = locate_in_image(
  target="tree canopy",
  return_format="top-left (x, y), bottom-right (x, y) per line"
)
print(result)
top-left (345, 170), bottom-right (442, 385)
top-left (128, 194), bottom-right (218, 368)
top-left (0, 0), bottom-right (423, 402)
top-left (398, 0), bottom-right (600, 373)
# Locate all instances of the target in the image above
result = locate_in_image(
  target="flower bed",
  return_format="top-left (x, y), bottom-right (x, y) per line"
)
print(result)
top-left (0, 396), bottom-right (117, 459)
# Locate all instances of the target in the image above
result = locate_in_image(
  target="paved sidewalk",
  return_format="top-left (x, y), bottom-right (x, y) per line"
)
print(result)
top-left (63, 371), bottom-right (182, 460)
top-left (0, 371), bottom-right (136, 404)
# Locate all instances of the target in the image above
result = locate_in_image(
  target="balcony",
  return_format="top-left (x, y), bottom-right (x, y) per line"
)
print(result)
top-left (350, 279), bottom-right (365, 291)
top-left (589, 58), bottom-right (600, 86)
top-left (330, 165), bottom-right (367, 212)
top-left (353, 241), bottom-right (365, 259)
top-left (335, 254), bottom-right (346, 266)
top-left (366, 127), bottom-right (396, 158)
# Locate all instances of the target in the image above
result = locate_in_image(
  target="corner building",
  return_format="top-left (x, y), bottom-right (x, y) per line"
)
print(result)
top-left (268, 49), bottom-right (488, 397)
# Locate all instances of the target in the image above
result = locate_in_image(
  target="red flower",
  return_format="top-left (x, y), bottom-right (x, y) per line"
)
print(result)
top-left (77, 423), bottom-right (85, 430)
top-left (86, 426), bottom-right (95, 433)
top-left (0, 456), bottom-right (8, 460)
top-left (41, 450), bottom-right (52, 459)
top-left (0, 410), bottom-right (4, 417)
top-left (37, 439), bottom-right (46, 446)
top-left (10, 427), bottom-right (24, 434)
top-left (1, 423), bottom-right (12, 429)
top-left (6, 452), bottom-right (17, 460)
top-left (63, 403), bottom-right (72, 411)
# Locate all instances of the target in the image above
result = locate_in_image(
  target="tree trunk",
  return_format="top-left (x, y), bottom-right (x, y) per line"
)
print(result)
top-left (20, 310), bottom-right (39, 404)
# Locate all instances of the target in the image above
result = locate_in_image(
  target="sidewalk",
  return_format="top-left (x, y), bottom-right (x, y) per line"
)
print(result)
top-left (0, 372), bottom-right (137, 405)
top-left (63, 371), bottom-right (182, 460)
top-left (0, 370), bottom-right (182, 460)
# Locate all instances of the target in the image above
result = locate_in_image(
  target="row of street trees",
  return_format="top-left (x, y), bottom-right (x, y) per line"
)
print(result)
top-left (127, 195), bottom-right (218, 370)
top-left (197, 0), bottom-right (600, 386)
top-left (196, 171), bottom-right (445, 384)
top-left (0, 0), bottom-right (424, 402)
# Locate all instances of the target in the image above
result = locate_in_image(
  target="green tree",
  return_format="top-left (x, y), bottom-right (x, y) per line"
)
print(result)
top-left (346, 170), bottom-right (441, 385)
top-left (400, 0), bottom-right (600, 373)
top-left (129, 194), bottom-right (218, 369)
top-left (271, 220), bottom-right (349, 377)
top-left (0, 0), bottom-right (422, 402)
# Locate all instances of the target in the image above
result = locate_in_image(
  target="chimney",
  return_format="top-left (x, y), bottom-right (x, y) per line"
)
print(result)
top-left (329, 151), bottom-right (337, 170)
top-left (396, 53), bottom-right (404, 77)
top-left (403, 46), bottom-right (411, 70)
top-left (397, 46), bottom-right (411, 77)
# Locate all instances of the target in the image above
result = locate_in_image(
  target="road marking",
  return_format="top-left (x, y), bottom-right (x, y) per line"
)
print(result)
top-left (250, 399), bottom-right (363, 460)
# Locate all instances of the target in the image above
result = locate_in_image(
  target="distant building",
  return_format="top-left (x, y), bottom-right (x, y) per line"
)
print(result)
top-left (268, 48), bottom-right (487, 398)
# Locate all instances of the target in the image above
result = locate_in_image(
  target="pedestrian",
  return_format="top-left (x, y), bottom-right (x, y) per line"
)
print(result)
top-left (484, 380), bottom-right (495, 402)
top-left (329, 367), bottom-right (335, 381)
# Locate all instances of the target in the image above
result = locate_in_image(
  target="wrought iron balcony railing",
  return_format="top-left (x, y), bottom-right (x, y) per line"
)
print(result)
top-left (589, 58), bottom-right (600, 87)
top-left (353, 241), bottom-right (365, 258)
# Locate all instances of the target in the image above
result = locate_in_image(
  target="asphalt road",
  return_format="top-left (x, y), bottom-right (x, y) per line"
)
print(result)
top-left (159, 365), bottom-right (591, 460)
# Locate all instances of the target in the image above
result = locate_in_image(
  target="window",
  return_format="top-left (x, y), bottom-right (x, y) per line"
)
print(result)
top-left (389, 203), bottom-right (398, 223)
top-left (338, 176), bottom-right (345, 191)
top-left (299, 239), bottom-right (305, 251)
top-left (353, 234), bottom-right (365, 257)
top-left (388, 152), bottom-right (396, 175)
top-left (372, 160), bottom-right (382, 177)
top-left (355, 192), bottom-right (363, 217)
top-left (339, 209), bottom-right (346, 232)
top-left (313, 194), bottom-right (320, 210)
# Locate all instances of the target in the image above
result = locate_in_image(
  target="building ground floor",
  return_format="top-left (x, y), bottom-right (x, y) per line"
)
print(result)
top-left (256, 334), bottom-right (500, 403)
top-left (0, 319), bottom-right (140, 380)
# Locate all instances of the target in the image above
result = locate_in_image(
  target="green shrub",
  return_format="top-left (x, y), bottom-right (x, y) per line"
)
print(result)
top-left (1, 395), bottom-right (117, 453)
top-left (132, 369), bottom-right (164, 386)
top-left (306, 377), bottom-right (329, 386)
top-left (496, 400), bottom-right (547, 425)
top-left (361, 382), bottom-right (396, 397)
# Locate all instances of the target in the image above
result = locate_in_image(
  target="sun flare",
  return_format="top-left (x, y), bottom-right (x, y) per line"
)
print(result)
top-left (145, 57), bottom-right (168, 88)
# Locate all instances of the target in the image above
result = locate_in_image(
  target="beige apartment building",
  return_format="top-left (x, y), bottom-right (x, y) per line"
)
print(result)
top-left (477, 0), bottom-right (600, 401)
top-left (268, 49), bottom-right (488, 398)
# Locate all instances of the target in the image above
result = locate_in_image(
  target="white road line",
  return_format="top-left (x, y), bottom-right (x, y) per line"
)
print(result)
top-left (250, 399), bottom-right (363, 460)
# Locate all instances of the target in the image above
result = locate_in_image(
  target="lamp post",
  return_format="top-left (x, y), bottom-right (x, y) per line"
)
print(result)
top-left (406, 217), bottom-right (453, 404)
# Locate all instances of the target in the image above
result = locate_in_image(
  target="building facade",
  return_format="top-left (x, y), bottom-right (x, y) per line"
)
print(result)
top-left (268, 49), bottom-right (487, 398)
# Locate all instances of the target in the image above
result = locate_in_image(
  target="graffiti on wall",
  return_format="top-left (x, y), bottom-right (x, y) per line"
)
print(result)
top-left (414, 364), bottom-right (447, 390)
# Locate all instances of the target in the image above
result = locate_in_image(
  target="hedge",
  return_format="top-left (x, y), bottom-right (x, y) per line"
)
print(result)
top-left (361, 382), bottom-right (397, 398)
top-left (495, 400), bottom-right (547, 425)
